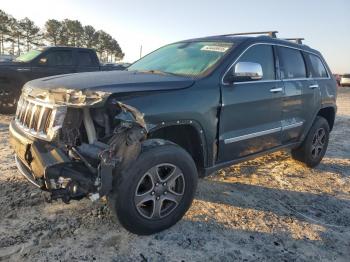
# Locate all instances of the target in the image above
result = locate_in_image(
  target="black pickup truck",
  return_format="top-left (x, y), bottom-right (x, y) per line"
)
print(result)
top-left (0, 46), bottom-right (126, 113)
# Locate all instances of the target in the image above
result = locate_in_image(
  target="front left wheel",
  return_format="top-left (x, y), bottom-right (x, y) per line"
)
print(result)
top-left (108, 142), bottom-right (198, 235)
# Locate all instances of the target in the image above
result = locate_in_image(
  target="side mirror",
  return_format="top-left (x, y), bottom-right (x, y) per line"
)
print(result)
top-left (225, 62), bottom-right (263, 83)
top-left (38, 57), bottom-right (47, 65)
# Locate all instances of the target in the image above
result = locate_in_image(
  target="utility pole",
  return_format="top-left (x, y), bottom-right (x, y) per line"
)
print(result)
top-left (139, 45), bottom-right (142, 58)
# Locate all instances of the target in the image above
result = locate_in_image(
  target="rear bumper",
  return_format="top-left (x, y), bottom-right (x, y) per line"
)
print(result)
top-left (9, 120), bottom-right (70, 189)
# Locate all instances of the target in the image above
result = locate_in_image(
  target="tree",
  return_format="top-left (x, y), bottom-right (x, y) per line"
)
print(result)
top-left (0, 10), bottom-right (10, 54)
top-left (0, 10), bottom-right (124, 60)
top-left (19, 17), bottom-right (41, 51)
top-left (109, 39), bottom-right (123, 61)
top-left (6, 17), bottom-right (21, 55)
top-left (95, 30), bottom-right (110, 62)
top-left (44, 19), bottom-right (61, 46)
top-left (83, 25), bottom-right (99, 48)
top-left (62, 19), bottom-right (84, 47)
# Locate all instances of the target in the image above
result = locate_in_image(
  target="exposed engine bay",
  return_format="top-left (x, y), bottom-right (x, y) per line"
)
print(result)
top-left (12, 86), bottom-right (148, 203)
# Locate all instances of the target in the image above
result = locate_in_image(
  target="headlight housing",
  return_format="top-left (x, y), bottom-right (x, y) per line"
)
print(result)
top-left (22, 85), bottom-right (111, 107)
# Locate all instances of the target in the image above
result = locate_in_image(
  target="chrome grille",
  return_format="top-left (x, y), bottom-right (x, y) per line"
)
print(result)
top-left (15, 96), bottom-right (57, 140)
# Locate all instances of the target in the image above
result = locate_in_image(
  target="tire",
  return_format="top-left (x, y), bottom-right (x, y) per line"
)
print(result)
top-left (108, 141), bottom-right (198, 235)
top-left (291, 116), bottom-right (330, 167)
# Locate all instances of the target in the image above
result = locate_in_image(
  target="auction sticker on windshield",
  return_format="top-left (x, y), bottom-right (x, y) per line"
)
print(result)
top-left (201, 45), bottom-right (230, 52)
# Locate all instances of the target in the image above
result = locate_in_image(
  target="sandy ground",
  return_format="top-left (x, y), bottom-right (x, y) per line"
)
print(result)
top-left (0, 88), bottom-right (349, 262)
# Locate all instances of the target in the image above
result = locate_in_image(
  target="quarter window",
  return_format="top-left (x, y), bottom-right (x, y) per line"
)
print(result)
top-left (236, 45), bottom-right (275, 80)
top-left (308, 54), bottom-right (328, 78)
top-left (278, 47), bottom-right (306, 79)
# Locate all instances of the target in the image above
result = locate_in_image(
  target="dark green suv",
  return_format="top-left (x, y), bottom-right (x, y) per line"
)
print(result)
top-left (9, 31), bottom-right (337, 235)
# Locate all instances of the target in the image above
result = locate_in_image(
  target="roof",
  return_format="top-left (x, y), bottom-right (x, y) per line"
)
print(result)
top-left (179, 33), bottom-right (319, 54)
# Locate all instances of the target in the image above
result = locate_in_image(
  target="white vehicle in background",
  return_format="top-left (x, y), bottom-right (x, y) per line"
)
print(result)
top-left (340, 74), bottom-right (350, 87)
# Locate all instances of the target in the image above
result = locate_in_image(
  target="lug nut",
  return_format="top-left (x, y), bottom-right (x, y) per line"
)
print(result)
top-left (164, 191), bottom-right (167, 195)
top-left (155, 183), bottom-right (159, 186)
top-left (156, 196), bottom-right (160, 200)
top-left (163, 182), bottom-right (167, 186)
top-left (151, 191), bottom-right (155, 195)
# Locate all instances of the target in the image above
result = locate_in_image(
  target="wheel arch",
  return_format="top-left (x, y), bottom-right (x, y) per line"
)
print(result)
top-left (317, 106), bottom-right (336, 131)
top-left (147, 121), bottom-right (207, 176)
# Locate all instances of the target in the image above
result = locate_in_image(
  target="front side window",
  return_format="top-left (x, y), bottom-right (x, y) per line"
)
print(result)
top-left (278, 47), bottom-right (306, 79)
top-left (308, 54), bottom-right (328, 78)
top-left (236, 45), bottom-right (275, 80)
top-left (128, 41), bottom-right (233, 77)
top-left (46, 51), bottom-right (73, 66)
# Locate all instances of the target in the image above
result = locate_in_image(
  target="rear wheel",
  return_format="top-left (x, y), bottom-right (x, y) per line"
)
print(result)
top-left (108, 141), bottom-right (198, 235)
top-left (291, 116), bottom-right (330, 167)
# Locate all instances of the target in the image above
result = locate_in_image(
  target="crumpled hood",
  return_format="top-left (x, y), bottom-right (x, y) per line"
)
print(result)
top-left (25, 70), bottom-right (195, 93)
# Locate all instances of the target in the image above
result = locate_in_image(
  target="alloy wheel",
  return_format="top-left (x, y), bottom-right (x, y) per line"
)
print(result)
top-left (311, 127), bottom-right (326, 159)
top-left (134, 163), bottom-right (185, 219)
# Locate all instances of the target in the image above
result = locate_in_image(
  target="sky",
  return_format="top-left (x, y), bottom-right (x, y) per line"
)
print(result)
top-left (1, 0), bottom-right (350, 73)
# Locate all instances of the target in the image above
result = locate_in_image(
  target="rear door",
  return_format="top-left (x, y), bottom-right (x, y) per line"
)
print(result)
top-left (31, 49), bottom-right (76, 78)
top-left (218, 44), bottom-right (283, 163)
top-left (304, 53), bottom-right (329, 113)
top-left (277, 46), bottom-right (311, 143)
top-left (76, 50), bottom-right (100, 72)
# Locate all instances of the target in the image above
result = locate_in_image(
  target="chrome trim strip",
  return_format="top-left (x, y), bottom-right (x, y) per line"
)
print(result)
top-left (270, 87), bottom-right (283, 93)
top-left (222, 42), bottom-right (331, 85)
top-left (282, 121), bottom-right (304, 131)
top-left (234, 79), bottom-right (282, 85)
top-left (224, 127), bottom-right (281, 144)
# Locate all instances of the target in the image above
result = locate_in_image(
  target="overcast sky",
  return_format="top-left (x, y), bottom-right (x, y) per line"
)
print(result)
top-left (1, 0), bottom-right (349, 73)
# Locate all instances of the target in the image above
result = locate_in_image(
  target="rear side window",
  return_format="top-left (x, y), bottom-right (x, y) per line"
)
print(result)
top-left (46, 50), bottom-right (73, 66)
top-left (78, 51), bottom-right (95, 66)
top-left (278, 47), bottom-right (306, 79)
top-left (237, 45), bottom-right (275, 80)
top-left (308, 54), bottom-right (328, 78)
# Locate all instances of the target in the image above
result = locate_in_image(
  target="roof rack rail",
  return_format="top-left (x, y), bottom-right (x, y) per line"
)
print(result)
top-left (284, 38), bottom-right (305, 44)
top-left (222, 31), bottom-right (278, 38)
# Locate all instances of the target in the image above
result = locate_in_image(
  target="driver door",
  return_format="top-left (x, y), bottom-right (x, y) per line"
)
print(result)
top-left (217, 44), bottom-right (283, 163)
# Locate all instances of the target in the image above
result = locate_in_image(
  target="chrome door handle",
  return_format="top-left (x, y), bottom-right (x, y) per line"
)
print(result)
top-left (270, 88), bottom-right (283, 93)
top-left (309, 84), bottom-right (319, 89)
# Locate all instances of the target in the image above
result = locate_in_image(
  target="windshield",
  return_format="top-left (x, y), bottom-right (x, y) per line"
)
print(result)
top-left (15, 49), bottom-right (43, 62)
top-left (128, 41), bottom-right (233, 77)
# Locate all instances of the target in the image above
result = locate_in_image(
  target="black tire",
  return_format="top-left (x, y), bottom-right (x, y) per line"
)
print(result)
top-left (291, 116), bottom-right (330, 167)
top-left (108, 141), bottom-right (198, 235)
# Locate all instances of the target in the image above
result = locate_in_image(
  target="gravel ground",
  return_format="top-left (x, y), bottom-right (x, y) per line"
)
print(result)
top-left (0, 88), bottom-right (349, 262)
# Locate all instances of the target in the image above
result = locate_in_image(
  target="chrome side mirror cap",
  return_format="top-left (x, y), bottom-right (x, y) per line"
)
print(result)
top-left (225, 62), bottom-right (263, 83)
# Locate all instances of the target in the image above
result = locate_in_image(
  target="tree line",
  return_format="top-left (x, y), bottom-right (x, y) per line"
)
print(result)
top-left (0, 9), bottom-right (124, 62)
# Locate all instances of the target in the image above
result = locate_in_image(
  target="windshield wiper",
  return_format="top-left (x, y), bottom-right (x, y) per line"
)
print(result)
top-left (136, 69), bottom-right (180, 77)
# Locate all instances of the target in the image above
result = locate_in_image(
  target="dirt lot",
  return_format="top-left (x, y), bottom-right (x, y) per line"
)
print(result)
top-left (0, 88), bottom-right (349, 262)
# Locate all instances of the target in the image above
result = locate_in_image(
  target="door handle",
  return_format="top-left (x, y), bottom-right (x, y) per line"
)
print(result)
top-left (270, 88), bottom-right (283, 93)
top-left (309, 84), bottom-right (319, 89)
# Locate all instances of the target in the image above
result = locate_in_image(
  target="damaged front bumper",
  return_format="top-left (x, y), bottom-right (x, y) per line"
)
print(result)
top-left (9, 98), bottom-right (147, 203)
top-left (10, 121), bottom-right (98, 202)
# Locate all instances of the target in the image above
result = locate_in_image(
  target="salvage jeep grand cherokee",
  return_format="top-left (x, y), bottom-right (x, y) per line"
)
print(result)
top-left (9, 31), bottom-right (337, 235)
